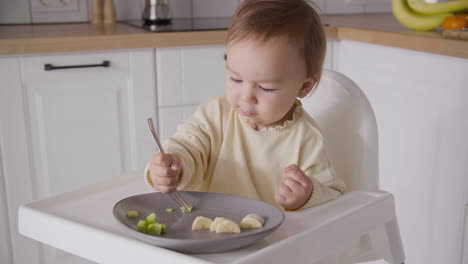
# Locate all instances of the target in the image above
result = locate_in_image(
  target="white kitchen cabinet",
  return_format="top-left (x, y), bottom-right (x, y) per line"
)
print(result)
top-left (334, 40), bottom-right (468, 264)
top-left (156, 45), bottom-right (226, 141)
top-left (1, 49), bottom-right (156, 264)
top-left (158, 105), bottom-right (199, 142)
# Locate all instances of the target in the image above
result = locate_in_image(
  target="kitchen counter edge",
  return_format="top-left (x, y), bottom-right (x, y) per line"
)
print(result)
top-left (0, 14), bottom-right (466, 59)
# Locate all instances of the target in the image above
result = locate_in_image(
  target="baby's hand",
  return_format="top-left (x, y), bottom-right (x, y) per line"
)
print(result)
top-left (275, 164), bottom-right (313, 210)
top-left (148, 152), bottom-right (182, 193)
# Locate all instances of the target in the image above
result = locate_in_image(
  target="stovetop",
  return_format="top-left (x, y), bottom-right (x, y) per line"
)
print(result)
top-left (123, 17), bottom-right (232, 32)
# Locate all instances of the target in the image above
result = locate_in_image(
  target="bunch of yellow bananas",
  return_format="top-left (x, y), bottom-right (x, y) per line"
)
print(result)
top-left (392, 0), bottom-right (468, 31)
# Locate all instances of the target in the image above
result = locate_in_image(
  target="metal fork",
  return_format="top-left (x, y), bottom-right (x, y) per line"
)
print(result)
top-left (147, 118), bottom-right (190, 209)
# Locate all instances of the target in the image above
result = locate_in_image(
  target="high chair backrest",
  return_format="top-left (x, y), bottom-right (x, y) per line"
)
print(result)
top-left (300, 70), bottom-right (379, 191)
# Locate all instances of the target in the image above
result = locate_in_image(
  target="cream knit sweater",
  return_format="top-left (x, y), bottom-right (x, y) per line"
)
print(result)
top-left (145, 97), bottom-right (345, 210)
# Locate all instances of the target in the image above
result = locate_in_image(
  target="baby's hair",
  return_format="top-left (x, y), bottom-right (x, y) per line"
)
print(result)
top-left (227, 0), bottom-right (326, 83)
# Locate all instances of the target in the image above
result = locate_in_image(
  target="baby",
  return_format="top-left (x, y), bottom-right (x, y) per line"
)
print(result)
top-left (145, 0), bottom-right (345, 210)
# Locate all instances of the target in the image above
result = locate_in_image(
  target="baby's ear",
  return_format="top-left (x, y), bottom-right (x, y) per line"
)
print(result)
top-left (297, 77), bottom-right (318, 98)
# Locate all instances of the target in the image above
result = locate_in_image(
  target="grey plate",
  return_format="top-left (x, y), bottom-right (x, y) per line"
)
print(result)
top-left (113, 191), bottom-right (285, 253)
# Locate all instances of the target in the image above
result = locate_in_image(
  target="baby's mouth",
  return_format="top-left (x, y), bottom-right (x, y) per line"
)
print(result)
top-left (237, 107), bottom-right (256, 117)
top-left (240, 110), bottom-right (256, 117)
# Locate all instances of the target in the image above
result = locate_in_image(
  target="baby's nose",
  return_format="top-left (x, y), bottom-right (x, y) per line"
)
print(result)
top-left (241, 89), bottom-right (257, 104)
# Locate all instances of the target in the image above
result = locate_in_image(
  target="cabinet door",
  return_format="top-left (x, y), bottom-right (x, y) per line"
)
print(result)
top-left (22, 50), bottom-right (156, 196)
top-left (158, 106), bottom-right (198, 142)
top-left (335, 40), bottom-right (468, 264)
top-left (16, 49), bottom-right (156, 264)
top-left (156, 45), bottom-right (226, 141)
top-left (156, 45), bottom-right (226, 107)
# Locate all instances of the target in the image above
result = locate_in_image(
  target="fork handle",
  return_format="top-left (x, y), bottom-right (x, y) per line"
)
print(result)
top-left (147, 118), bottom-right (165, 153)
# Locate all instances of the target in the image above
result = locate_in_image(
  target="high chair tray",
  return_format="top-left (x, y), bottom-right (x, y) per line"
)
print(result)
top-left (19, 171), bottom-right (395, 264)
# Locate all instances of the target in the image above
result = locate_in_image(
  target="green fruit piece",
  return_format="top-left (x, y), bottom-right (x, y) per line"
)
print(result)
top-left (148, 223), bottom-right (162, 236)
top-left (392, 0), bottom-right (450, 31)
top-left (165, 208), bottom-right (173, 212)
top-left (180, 206), bottom-right (193, 213)
top-left (127, 210), bottom-right (139, 218)
top-left (146, 213), bottom-right (156, 224)
top-left (137, 220), bottom-right (148, 233)
top-left (160, 223), bottom-right (167, 234)
top-left (407, 0), bottom-right (468, 15)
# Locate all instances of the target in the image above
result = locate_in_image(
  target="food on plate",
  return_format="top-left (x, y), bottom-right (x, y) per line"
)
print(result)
top-left (210, 217), bottom-right (227, 232)
top-left (165, 208), bottom-right (174, 212)
top-left (193, 214), bottom-right (263, 233)
top-left (245, 214), bottom-right (264, 225)
top-left (180, 206), bottom-right (193, 213)
top-left (240, 214), bottom-right (264, 229)
top-left (146, 213), bottom-right (156, 223)
top-left (136, 212), bottom-right (166, 236)
top-left (192, 216), bottom-right (213, 230)
top-left (148, 223), bottom-right (162, 235)
top-left (216, 219), bottom-right (241, 234)
top-left (127, 210), bottom-right (139, 218)
top-left (193, 216), bottom-right (240, 233)
top-left (137, 220), bottom-right (148, 232)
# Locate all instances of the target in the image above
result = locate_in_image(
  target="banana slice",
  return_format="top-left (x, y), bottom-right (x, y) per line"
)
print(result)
top-left (244, 214), bottom-right (264, 225)
top-left (210, 217), bottom-right (227, 232)
top-left (192, 216), bottom-right (213, 230)
top-left (240, 216), bottom-right (262, 229)
top-left (216, 219), bottom-right (241, 234)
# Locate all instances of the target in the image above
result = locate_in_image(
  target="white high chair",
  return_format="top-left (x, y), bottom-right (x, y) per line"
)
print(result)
top-left (298, 69), bottom-right (405, 264)
top-left (17, 70), bottom-right (405, 264)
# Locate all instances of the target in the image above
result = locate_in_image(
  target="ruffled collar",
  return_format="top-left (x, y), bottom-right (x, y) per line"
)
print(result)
top-left (239, 100), bottom-right (303, 136)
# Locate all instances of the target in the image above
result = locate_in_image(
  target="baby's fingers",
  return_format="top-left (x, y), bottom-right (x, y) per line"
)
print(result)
top-left (153, 152), bottom-right (173, 167)
top-left (283, 176), bottom-right (303, 192)
top-left (275, 184), bottom-right (290, 205)
top-left (156, 184), bottom-right (177, 193)
top-left (154, 174), bottom-right (178, 188)
top-left (277, 182), bottom-right (293, 197)
top-left (274, 191), bottom-right (287, 205)
top-left (284, 166), bottom-right (311, 188)
top-left (170, 154), bottom-right (182, 171)
top-left (154, 165), bottom-right (177, 177)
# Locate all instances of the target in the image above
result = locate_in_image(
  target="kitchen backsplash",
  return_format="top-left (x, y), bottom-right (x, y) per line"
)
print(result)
top-left (0, 0), bottom-right (391, 24)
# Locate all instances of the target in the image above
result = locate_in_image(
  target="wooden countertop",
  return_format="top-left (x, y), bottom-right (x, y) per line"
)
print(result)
top-left (1, 14), bottom-right (467, 59)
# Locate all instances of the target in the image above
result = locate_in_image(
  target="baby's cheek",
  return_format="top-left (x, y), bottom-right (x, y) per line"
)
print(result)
top-left (225, 93), bottom-right (237, 108)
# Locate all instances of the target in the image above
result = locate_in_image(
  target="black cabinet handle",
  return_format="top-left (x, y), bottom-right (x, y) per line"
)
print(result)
top-left (44, 60), bottom-right (110, 71)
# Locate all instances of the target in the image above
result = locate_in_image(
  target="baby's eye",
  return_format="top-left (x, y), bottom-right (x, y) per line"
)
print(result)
top-left (230, 77), bottom-right (242, 83)
top-left (259, 86), bottom-right (276, 93)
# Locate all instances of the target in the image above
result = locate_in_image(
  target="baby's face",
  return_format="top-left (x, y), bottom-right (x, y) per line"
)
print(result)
top-left (225, 35), bottom-right (314, 129)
